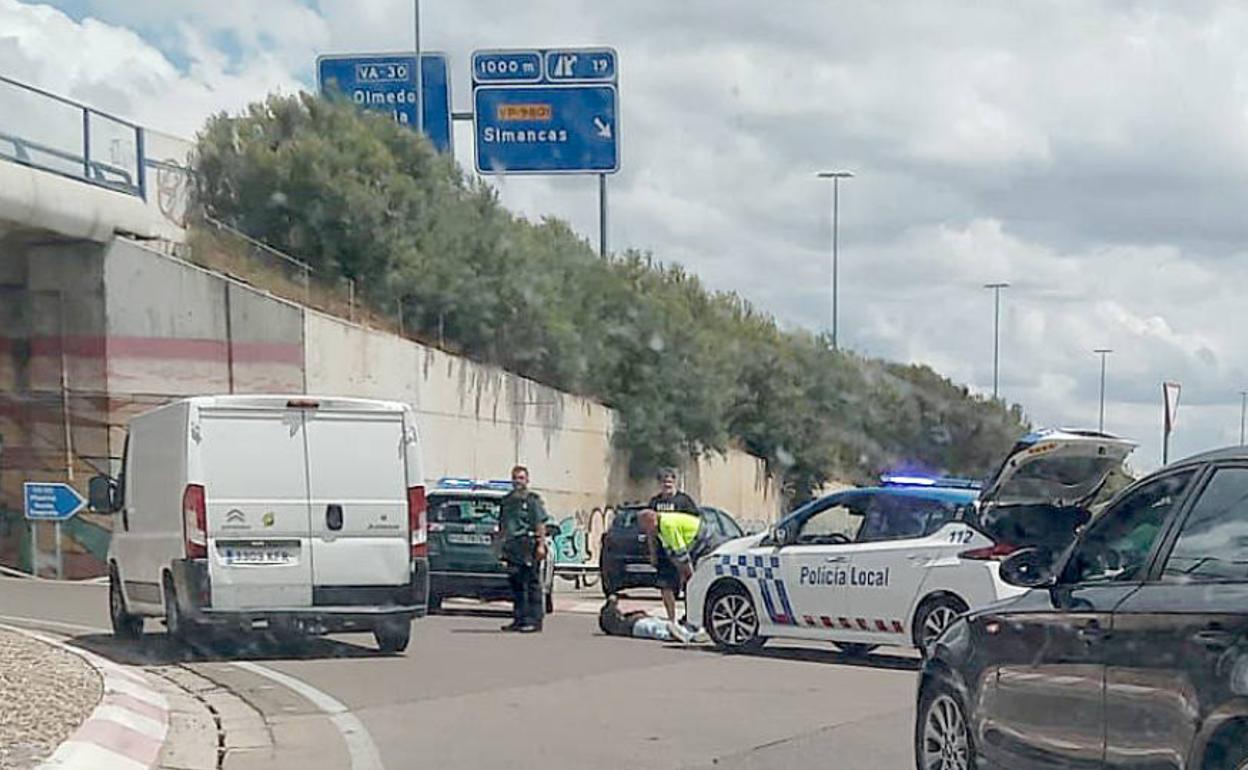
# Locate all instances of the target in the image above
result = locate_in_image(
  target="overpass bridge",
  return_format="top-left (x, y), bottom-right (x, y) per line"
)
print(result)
top-left (0, 74), bottom-right (192, 575)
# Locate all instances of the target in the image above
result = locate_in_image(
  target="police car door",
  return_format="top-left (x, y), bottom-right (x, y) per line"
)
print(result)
top-left (777, 493), bottom-right (868, 637)
top-left (842, 494), bottom-right (957, 642)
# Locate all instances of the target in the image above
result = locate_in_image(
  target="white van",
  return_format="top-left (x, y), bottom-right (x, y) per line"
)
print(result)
top-left (91, 395), bottom-right (429, 652)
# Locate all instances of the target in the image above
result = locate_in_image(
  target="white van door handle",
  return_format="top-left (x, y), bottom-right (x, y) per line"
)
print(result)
top-left (825, 555), bottom-right (849, 563)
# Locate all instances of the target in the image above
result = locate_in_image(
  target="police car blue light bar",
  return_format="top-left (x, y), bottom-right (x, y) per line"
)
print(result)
top-left (881, 474), bottom-right (937, 486)
top-left (880, 474), bottom-right (984, 490)
top-left (434, 477), bottom-right (515, 491)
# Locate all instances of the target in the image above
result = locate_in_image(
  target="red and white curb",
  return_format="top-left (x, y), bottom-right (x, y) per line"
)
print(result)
top-left (0, 624), bottom-right (169, 770)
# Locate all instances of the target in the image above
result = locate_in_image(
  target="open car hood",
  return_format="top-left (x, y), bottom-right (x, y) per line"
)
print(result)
top-left (978, 428), bottom-right (1137, 508)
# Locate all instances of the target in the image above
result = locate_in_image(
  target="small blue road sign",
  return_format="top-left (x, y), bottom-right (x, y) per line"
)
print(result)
top-left (317, 52), bottom-right (453, 154)
top-left (23, 482), bottom-right (86, 521)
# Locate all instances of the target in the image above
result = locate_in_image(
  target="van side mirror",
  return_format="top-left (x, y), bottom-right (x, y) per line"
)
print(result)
top-left (1000, 548), bottom-right (1055, 588)
top-left (88, 475), bottom-right (117, 513)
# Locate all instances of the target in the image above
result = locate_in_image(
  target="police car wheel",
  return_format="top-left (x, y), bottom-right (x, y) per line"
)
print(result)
top-left (914, 596), bottom-right (968, 652)
top-left (916, 683), bottom-right (976, 770)
top-left (705, 584), bottom-right (764, 652)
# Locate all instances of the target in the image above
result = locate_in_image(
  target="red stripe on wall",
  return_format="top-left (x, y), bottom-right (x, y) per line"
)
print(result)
top-left (0, 336), bottom-right (302, 366)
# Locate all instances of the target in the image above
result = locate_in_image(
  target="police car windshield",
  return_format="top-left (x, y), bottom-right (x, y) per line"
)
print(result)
top-left (428, 495), bottom-right (502, 524)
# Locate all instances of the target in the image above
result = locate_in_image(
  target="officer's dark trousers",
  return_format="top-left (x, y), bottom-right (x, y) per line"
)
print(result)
top-left (508, 563), bottom-right (544, 628)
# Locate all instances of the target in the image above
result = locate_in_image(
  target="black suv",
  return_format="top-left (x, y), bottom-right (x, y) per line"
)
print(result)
top-left (599, 505), bottom-right (744, 596)
top-left (917, 446), bottom-right (1248, 770)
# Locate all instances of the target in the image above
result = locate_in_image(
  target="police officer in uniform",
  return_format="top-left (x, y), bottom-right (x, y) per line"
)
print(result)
top-left (646, 467), bottom-right (699, 624)
top-left (498, 465), bottom-right (549, 633)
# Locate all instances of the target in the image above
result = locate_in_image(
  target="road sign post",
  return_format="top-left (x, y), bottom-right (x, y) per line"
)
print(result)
top-left (24, 481), bottom-right (86, 579)
top-left (317, 52), bottom-right (453, 154)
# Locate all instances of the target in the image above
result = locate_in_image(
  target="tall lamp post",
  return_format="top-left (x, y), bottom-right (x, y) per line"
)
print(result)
top-left (817, 170), bottom-right (853, 350)
top-left (1240, 391), bottom-right (1247, 445)
top-left (984, 283), bottom-right (1009, 400)
top-left (1094, 348), bottom-right (1113, 432)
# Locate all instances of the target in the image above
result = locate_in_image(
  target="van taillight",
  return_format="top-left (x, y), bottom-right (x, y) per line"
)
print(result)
top-left (408, 485), bottom-right (427, 558)
top-left (183, 484), bottom-right (207, 560)
top-left (960, 542), bottom-right (1017, 561)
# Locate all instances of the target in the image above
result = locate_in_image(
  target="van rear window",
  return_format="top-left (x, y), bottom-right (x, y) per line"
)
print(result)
top-left (429, 496), bottom-right (501, 524)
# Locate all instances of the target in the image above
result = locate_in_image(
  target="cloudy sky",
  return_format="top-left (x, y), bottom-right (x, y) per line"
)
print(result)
top-left (3, 0), bottom-right (1247, 471)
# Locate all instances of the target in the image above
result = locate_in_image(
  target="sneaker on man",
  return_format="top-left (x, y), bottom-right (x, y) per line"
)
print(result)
top-left (666, 620), bottom-right (694, 644)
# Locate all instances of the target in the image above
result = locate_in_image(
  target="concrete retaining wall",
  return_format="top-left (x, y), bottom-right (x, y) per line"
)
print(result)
top-left (0, 236), bottom-right (784, 575)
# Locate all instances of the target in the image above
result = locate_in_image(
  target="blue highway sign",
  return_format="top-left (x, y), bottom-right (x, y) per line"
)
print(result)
top-left (472, 47), bottom-right (619, 175)
top-left (24, 482), bottom-right (86, 522)
top-left (317, 52), bottom-right (453, 154)
top-left (474, 86), bottom-right (617, 174)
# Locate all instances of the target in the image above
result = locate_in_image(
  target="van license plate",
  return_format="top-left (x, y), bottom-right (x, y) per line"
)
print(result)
top-left (447, 533), bottom-right (493, 546)
top-left (222, 545), bottom-right (296, 566)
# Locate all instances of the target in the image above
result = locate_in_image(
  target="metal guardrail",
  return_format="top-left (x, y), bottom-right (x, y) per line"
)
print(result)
top-left (0, 74), bottom-right (145, 199)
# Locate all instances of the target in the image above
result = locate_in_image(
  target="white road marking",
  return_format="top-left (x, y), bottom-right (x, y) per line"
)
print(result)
top-left (0, 613), bottom-right (384, 770)
top-left (233, 661), bottom-right (385, 770)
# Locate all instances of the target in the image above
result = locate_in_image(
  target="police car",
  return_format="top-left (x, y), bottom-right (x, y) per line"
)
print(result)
top-left (685, 429), bottom-right (1136, 655)
top-left (426, 478), bottom-right (557, 613)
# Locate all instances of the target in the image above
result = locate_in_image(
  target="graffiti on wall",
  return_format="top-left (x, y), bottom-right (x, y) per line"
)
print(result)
top-left (551, 506), bottom-right (616, 565)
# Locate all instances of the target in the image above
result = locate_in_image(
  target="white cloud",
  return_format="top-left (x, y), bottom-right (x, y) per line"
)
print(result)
top-left (3, 0), bottom-right (1248, 472)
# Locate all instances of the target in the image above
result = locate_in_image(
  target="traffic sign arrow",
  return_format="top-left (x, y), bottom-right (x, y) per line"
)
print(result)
top-left (593, 117), bottom-right (612, 139)
top-left (24, 482), bottom-right (87, 521)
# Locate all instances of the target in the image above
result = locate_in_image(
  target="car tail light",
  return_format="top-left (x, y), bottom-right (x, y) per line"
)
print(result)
top-left (408, 485), bottom-right (428, 558)
top-left (960, 542), bottom-right (1017, 561)
top-left (182, 484), bottom-right (207, 559)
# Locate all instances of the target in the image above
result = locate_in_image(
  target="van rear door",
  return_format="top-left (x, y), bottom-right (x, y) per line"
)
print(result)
top-left (200, 407), bottom-right (314, 610)
top-left (304, 407), bottom-right (410, 588)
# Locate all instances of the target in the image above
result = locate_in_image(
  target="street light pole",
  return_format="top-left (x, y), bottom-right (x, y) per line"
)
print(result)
top-left (413, 0), bottom-right (423, 136)
top-left (1240, 391), bottom-right (1246, 445)
top-left (1094, 348), bottom-right (1114, 432)
top-left (984, 283), bottom-right (1009, 400)
top-left (817, 170), bottom-right (853, 350)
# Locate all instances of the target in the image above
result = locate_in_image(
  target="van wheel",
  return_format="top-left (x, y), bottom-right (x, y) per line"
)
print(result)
top-left (162, 576), bottom-right (197, 645)
top-left (374, 619), bottom-right (411, 653)
top-left (545, 589), bottom-right (555, 615)
top-left (427, 593), bottom-right (443, 613)
top-left (109, 567), bottom-right (143, 641)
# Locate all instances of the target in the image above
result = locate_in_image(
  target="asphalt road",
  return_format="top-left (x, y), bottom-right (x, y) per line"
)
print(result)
top-left (0, 576), bottom-right (919, 769)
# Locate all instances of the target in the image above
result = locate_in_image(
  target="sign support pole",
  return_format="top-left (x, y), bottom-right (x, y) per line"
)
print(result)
top-left (55, 521), bottom-right (63, 580)
top-left (413, 0), bottom-right (423, 136)
top-left (599, 173), bottom-right (608, 258)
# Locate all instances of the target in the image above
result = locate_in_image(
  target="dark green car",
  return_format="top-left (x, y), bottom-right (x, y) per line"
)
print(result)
top-left (426, 478), bottom-right (555, 613)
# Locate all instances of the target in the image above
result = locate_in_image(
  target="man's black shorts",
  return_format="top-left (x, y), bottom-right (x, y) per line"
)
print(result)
top-left (655, 552), bottom-right (682, 590)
